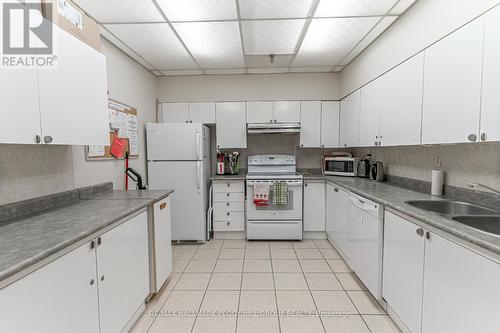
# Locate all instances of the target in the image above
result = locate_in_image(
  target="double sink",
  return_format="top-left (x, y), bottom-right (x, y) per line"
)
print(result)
top-left (406, 200), bottom-right (500, 237)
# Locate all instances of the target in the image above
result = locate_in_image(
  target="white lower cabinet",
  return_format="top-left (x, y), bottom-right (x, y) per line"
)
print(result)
top-left (152, 197), bottom-right (173, 293)
top-left (325, 184), bottom-right (350, 258)
top-left (212, 180), bottom-right (245, 233)
top-left (303, 181), bottom-right (325, 232)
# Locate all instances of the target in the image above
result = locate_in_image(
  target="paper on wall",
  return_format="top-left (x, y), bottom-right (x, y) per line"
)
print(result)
top-left (108, 108), bottom-right (119, 131)
top-left (88, 145), bottom-right (105, 157)
top-left (117, 112), bottom-right (129, 138)
top-left (128, 131), bottom-right (139, 156)
top-left (127, 114), bottom-right (138, 133)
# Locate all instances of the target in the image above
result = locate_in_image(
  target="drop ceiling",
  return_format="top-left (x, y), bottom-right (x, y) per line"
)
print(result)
top-left (73, 0), bottom-right (417, 76)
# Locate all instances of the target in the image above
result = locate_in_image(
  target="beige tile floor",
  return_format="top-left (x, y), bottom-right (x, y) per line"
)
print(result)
top-left (131, 239), bottom-right (401, 333)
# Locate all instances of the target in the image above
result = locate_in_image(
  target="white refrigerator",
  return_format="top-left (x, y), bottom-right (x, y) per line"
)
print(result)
top-left (147, 123), bottom-right (210, 243)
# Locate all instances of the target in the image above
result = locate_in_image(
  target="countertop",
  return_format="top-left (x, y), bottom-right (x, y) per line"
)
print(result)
top-left (210, 170), bottom-right (247, 180)
top-left (0, 189), bottom-right (173, 286)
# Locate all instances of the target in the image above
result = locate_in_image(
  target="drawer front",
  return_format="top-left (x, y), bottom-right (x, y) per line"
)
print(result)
top-left (213, 192), bottom-right (244, 202)
top-left (213, 202), bottom-right (245, 212)
top-left (213, 220), bottom-right (245, 232)
top-left (214, 211), bottom-right (244, 221)
top-left (213, 181), bottom-right (245, 193)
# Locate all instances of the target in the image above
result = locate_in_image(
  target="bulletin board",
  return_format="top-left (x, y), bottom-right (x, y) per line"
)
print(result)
top-left (85, 99), bottom-right (139, 160)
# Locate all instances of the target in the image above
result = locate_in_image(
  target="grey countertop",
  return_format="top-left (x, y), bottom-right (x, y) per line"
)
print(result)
top-left (81, 189), bottom-right (174, 201)
top-left (210, 170), bottom-right (247, 180)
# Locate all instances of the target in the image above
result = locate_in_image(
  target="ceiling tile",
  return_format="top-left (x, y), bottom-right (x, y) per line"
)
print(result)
top-left (293, 17), bottom-right (379, 67)
top-left (73, 0), bottom-right (164, 23)
top-left (242, 20), bottom-right (306, 55)
top-left (239, 0), bottom-right (316, 19)
top-left (389, 0), bottom-right (417, 15)
top-left (105, 23), bottom-right (198, 70)
top-left (173, 21), bottom-right (244, 68)
top-left (161, 70), bottom-right (204, 75)
top-left (247, 67), bottom-right (290, 74)
top-left (246, 55), bottom-right (294, 68)
top-left (315, 0), bottom-right (398, 17)
top-left (205, 69), bottom-right (247, 74)
top-left (290, 66), bottom-right (333, 72)
top-left (156, 0), bottom-right (237, 22)
top-left (101, 28), bottom-right (154, 70)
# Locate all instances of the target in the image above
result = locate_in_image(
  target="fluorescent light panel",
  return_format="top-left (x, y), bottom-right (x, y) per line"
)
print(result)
top-left (156, 0), bottom-right (237, 22)
top-left (389, 0), bottom-right (417, 15)
top-left (242, 20), bottom-right (306, 55)
top-left (73, 0), bottom-right (164, 23)
top-left (101, 28), bottom-right (154, 70)
top-left (315, 0), bottom-right (398, 17)
top-left (239, 0), bottom-right (316, 19)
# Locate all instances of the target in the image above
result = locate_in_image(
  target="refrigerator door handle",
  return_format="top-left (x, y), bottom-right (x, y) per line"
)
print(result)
top-left (197, 161), bottom-right (202, 193)
top-left (196, 132), bottom-right (201, 160)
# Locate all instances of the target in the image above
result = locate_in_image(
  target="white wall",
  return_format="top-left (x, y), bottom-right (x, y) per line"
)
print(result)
top-left (340, 0), bottom-right (500, 97)
top-left (157, 73), bottom-right (342, 102)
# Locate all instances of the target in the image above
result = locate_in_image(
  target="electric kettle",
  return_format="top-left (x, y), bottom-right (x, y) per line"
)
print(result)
top-left (357, 154), bottom-right (372, 178)
top-left (370, 161), bottom-right (384, 182)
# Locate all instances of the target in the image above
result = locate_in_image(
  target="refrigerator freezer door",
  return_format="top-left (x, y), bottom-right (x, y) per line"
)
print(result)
top-left (148, 161), bottom-right (206, 242)
top-left (147, 123), bottom-right (203, 161)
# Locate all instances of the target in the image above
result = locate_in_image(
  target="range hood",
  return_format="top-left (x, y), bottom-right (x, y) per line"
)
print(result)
top-left (247, 122), bottom-right (301, 134)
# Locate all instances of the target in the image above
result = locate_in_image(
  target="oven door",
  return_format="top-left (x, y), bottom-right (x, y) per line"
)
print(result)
top-left (246, 180), bottom-right (303, 220)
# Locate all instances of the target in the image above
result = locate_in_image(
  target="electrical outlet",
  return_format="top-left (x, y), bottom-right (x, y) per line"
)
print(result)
top-left (434, 152), bottom-right (442, 168)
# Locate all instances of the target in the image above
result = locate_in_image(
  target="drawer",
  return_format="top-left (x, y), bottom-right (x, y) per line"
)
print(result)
top-left (213, 192), bottom-right (244, 202)
top-left (213, 181), bottom-right (245, 193)
top-left (213, 202), bottom-right (245, 212)
top-left (213, 220), bottom-right (245, 232)
top-left (214, 211), bottom-right (244, 221)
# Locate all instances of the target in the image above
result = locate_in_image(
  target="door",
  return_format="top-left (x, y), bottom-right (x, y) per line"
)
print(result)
top-left (216, 102), bottom-right (247, 149)
top-left (161, 103), bottom-right (189, 123)
top-left (247, 101), bottom-right (274, 123)
top-left (304, 181), bottom-right (325, 232)
top-left (0, 69), bottom-right (41, 144)
top-left (359, 80), bottom-right (381, 147)
top-left (379, 53), bottom-right (424, 146)
top-left (321, 101), bottom-right (340, 148)
top-left (0, 241), bottom-right (99, 333)
top-left (422, 17), bottom-right (484, 144)
top-left (422, 232), bottom-right (500, 333)
top-left (146, 123), bottom-right (203, 161)
top-left (153, 197), bottom-right (173, 292)
top-left (300, 101), bottom-right (321, 148)
top-left (97, 212), bottom-right (149, 333)
top-left (148, 161), bottom-right (206, 241)
top-left (273, 101), bottom-right (301, 122)
top-left (383, 211), bottom-right (425, 333)
top-left (325, 184), bottom-right (350, 258)
top-left (189, 102), bottom-right (215, 124)
top-left (38, 24), bottom-right (108, 146)
top-left (480, 5), bottom-right (500, 142)
top-left (339, 91), bottom-right (361, 148)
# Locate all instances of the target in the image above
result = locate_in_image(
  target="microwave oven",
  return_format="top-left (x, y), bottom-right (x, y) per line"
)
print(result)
top-left (322, 157), bottom-right (360, 177)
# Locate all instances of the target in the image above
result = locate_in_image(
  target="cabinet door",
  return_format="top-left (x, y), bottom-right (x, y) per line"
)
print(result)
top-left (246, 101), bottom-right (274, 123)
top-left (161, 103), bottom-right (189, 123)
top-left (325, 184), bottom-right (350, 254)
top-left (359, 80), bottom-right (381, 147)
top-left (304, 181), bottom-right (326, 232)
top-left (216, 102), bottom-right (247, 149)
top-left (321, 101), bottom-right (340, 148)
top-left (380, 53), bottom-right (424, 146)
top-left (97, 212), bottom-right (149, 333)
top-left (383, 211), bottom-right (425, 333)
top-left (0, 69), bottom-right (41, 144)
top-left (38, 25), bottom-right (109, 145)
top-left (0, 242), bottom-right (99, 333)
top-left (300, 101), bottom-right (321, 148)
top-left (189, 102), bottom-right (216, 124)
top-left (480, 6), bottom-right (500, 142)
top-left (339, 91), bottom-right (361, 148)
top-left (273, 101), bottom-right (301, 122)
top-left (153, 197), bottom-right (173, 292)
top-left (422, 232), bottom-right (500, 333)
top-left (422, 17), bottom-right (484, 144)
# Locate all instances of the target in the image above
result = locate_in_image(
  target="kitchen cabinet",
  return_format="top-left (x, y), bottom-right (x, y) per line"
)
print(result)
top-left (0, 241), bottom-right (100, 333)
top-left (216, 102), bottom-right (247, 149)
top-left (38, 24), bottom-right (109, 146)
top-left (212, 180), bottom-right (245, 233)
top-left (190, 102), bottom-right (216, 124)
top-left (325, 183), bottom-right (350, 255)
top-left (421, 17), bottom-right (484, 144)
top-left (321, 101), bottom-right (340, 148)
top-left (300, 101), bottom-right (322, 148)
top-left (247, 101), bottom-right (274, 123)
top-left (339, 90), bottom-right (361, 148)
top-left (161, 103), bottom-right (190, 123)
top-left (273, 101), bottom-right (301, 122)
top-left (152, 197), bottom-right (173, 293)
top-left (383, 211), bottom-right (425, 333)
top-left (359, 80), bottom-right (382, 147)
top-left (480, 5), bottom-right (500, 142)
top-left (379, 53), bottom-right (424, 146)
top-left (303, 180), bottom-right (325, 232)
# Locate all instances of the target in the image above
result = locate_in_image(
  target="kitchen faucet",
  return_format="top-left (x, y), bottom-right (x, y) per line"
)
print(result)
top-left (467, 183), bottom-right (500, 198)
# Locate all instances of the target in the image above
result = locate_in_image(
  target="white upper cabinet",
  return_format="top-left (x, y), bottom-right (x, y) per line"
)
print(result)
top-left (38, 25), bottom-right (109, 146)
top-left (273, 101), bottom-right (301, 122)
top-left (161, 103), bottom-right (190, 123)
top-left (340, 90), bottom-right (361, 148)
top-left (379, 53), bottom-right (424, 146)
top-left (321, 101), bottom-right (340, 148)
top-left (0, 69), bottom-right (41, 144)
top-left (422, 17), bottom-right (484, 144)
top-left (246, 101), bottom-right (274, 123)
top-left (189, 102), bottom-right (216, 124)
top-left (480, 5), bottom-right (500, 142)
top-left (300, 101), bottom-right (322, 148)
top-left (216, 102), bottom-right (247, 149)
top-left (359, 80), bottom-right (382, 147)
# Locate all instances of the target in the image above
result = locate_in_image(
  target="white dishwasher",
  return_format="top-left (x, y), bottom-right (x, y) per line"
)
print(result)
top-left (346, 192), bottom-right (383, 300)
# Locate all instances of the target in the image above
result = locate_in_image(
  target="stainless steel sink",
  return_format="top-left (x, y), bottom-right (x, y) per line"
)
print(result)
top-left (405, 200), bottom-right (499, 216)
top-left (452, 216), bottom-right (500, 236)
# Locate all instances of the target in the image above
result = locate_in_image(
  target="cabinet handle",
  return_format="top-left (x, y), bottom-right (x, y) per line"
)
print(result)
top-left (90, 279), bottom-right (95, 286)
top-left (321, 144), bottom-right (325, 148)
top-left (426, 231), bottom-right (431, 240)
top-left (416, 228), bottom-right (424, 237)
top-left (334, 188), bottom-right (339, 192)
top-left (190, 120), bottom-right (193, 123)
top-left (100, 275), bottom-right (105, 282)
top-left (468, 133), bottom-right (477, 142)
top-left (374, 141), bottom-right (378, 146)
top-left (160, 202), bottom-right (167, 210)
top-left (270, 119), bottom-right (273, 123)
top-left (97, 237), bottom-right (102, 246)
top-left (90, 240), bottom-right (95, 250)
top-left (480, 132), bottom-right (486, 141)
top-left (227, 183), bottom-right (230, 187)
top-left (226, 222), bottom-right (230, 226)
top-left (226, 212), bottom-right (230, 216)
top-left (305, 183), bottom-right (308, 187)
top-left (35, 135), bottom-right (41, 144)
top-left (226, 193), bottom-right (230, 197)
top-left (300, 144), bottom-right (304, 148)
top-left (226, 202), bottom-right (230, 206)
top-left (43, 135), bottom-right (53, 144)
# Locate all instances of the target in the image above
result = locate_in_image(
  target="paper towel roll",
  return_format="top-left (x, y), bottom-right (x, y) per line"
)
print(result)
top-left (431, 170), bottom-right (444, 196)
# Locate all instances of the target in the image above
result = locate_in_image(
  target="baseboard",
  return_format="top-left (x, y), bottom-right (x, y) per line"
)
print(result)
top-left (303, 231), bottom-right (327, 239)
top-left (213, 231), bottom-right (245, 239)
